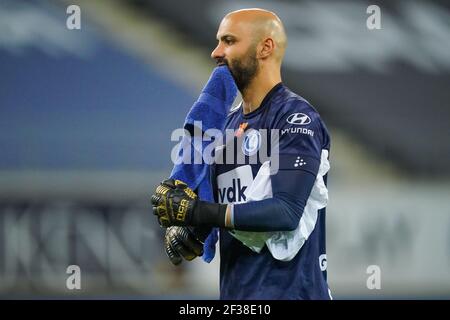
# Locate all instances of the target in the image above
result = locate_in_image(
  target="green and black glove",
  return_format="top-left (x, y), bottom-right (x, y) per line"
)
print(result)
top-left (151, 179), bottom-right (227, 228)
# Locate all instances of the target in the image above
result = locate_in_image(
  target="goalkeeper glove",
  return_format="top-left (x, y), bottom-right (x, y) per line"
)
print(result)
top-left (151, 179), bottom-right (227, 228)
top-left (164, 226), bottom-right (210, 265)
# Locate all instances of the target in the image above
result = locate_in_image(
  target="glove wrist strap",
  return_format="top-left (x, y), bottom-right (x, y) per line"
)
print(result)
top-left (192, 201), bottom-right (227, 228)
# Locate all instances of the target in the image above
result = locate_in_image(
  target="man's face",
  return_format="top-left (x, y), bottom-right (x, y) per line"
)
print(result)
top-left (211, 17), bottom-right (260, 92)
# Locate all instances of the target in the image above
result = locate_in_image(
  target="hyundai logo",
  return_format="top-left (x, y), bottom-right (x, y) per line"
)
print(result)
top-left (287, 113), bottom-right (311, 125)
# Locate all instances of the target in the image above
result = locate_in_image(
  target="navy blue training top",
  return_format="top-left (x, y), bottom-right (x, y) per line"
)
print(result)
top-left (211, 83), bottom-right (332, 300)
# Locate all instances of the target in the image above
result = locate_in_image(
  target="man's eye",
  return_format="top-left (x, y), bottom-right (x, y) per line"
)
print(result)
top-left (224, 39), bottom-right (234, 45)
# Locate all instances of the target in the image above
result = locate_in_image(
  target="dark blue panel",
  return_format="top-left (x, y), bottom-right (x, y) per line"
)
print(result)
top-left (0, 0), bottom-right (194, 170)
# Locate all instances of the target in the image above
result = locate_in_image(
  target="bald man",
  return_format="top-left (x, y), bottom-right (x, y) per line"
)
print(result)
top-left (152, 9), bottom-right (332, 299)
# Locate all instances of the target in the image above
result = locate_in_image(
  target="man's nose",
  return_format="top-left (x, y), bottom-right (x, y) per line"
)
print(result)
top-left (211, 43), bottom-right (224, 60)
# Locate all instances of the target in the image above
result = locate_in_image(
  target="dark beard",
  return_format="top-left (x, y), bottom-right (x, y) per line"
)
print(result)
top-left (229, 47), bottom-right (259, 93)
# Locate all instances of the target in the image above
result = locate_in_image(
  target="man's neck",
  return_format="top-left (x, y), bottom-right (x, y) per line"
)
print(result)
top-left (241, 69), bottom-right (281, 115)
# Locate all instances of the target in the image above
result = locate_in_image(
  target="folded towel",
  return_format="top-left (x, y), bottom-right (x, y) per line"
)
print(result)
top-left (169, 65), bottom-right (237, 262)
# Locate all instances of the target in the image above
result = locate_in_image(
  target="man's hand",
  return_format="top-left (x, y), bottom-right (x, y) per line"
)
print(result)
top-left (164, 226), bottom-right (204, 265)
top-left (151, 179), bottom-right (228, 228)
top-left (151, 179), bottom-right (197, 227)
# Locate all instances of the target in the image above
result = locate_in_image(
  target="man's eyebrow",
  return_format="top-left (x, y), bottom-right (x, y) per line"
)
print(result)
top-left (217, 34), bottom-right (237, 41)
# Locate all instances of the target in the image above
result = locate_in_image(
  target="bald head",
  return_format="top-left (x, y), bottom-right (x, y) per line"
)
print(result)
top-left (223, 8), bottom-right (287, 62)
top-left (211, 8), bottom-right (286, 94)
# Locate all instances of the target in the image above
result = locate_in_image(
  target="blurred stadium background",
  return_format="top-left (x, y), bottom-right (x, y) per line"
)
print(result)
top-left (0, 0), bottom-right (449, 299)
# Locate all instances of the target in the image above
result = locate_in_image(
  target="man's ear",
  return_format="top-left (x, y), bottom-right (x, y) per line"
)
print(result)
top-left (258, 38), bottom-right (275, 59)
